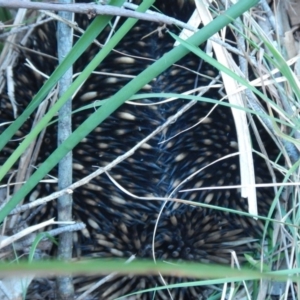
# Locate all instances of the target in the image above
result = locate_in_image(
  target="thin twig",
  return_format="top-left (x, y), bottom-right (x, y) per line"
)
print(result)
top-left (9, 92), bottom-right (201, 214)
top-left (56, 0), bottom-right (74, 298)
top-left (0, 18), bottom-right (53, 40)
top-left (0, 1), bottom-right (198, 32)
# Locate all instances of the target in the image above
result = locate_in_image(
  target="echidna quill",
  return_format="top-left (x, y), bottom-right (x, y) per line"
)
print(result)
top-left (0, 0), bottom-right (278, 298)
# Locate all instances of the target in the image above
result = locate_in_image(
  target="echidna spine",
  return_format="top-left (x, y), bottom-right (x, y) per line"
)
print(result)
top-left (0, 0), bottom-right (279, 299)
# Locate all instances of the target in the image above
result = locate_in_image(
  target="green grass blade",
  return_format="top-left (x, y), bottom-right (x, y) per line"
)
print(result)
top-left (0, 0), bottom-right (126, 153)
top-left (0, 0), bottom-right (259, 222)
top-left (0, 0), bottom-right (154, 220)
top-left (0, 0), bottom-right (126, 180)
top-left (0, 259), bottom-right (295, 282)
top-left (261, 36), bottom-right (300, 102)
top-left (168, 32), bottom-right (287, 119)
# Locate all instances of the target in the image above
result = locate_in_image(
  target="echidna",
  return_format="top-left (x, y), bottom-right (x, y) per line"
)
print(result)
top-left (0, 0), bottom-right (278, 298)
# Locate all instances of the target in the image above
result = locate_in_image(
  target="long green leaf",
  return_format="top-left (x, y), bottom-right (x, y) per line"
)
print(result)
top-left (70, 93), bottom-right (289, 127)
top-left (0, 0), bottom-right (126, 180)
top-left (0, 259), bottom-right (294, 282)
top-left (168, 32), bottom-right (287, 119)
top-left (0, 0), bottom-right (259, 222)
top-left (0, 0), bottom-right (126, 153)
